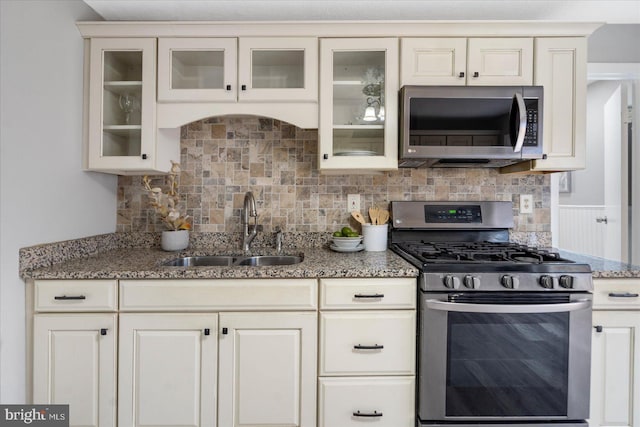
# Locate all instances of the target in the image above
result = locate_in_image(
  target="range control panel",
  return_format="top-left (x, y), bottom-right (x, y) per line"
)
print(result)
top-left (424, 205), bottom-right (482, 223)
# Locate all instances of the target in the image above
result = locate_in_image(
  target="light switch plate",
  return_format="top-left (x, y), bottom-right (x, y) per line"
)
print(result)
top-left (347, 194), bottom-right (360, 212)
top-left (520, 194), bottom-right (533, 214)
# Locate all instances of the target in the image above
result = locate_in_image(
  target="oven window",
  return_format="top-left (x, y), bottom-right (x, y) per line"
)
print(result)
top-left (446, 312), bottom-right (569, 417)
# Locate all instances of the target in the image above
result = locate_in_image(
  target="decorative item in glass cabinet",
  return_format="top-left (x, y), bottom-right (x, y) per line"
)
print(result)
top-left (118, 93), bottom-right (139, 125)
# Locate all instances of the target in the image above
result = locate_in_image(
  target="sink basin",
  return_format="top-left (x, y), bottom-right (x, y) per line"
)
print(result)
top-left (234, 255), bottom-right (303, 266)
top-left (162, 254), bottom-right (303, 267)
top-left (162, 255), bottom-right (236, 267)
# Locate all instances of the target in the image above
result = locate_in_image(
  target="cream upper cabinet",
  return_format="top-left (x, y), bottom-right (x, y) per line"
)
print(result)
top-left (86, 38), bottom-right (179, 174)
top-left (118, 313), bottom-right (219, 427)
top-left (401, 38), bottom-right (533, 86)
top-left (590, 279), bottom-right (640, 427)
top-left (319, 38), bottom-right (399, 172)
top-left (218, 311), bottom-right (317, 427)
top-left (158, 37), bottom-right (318, 103)
top-left (531, 37), bottom-right (587, 172)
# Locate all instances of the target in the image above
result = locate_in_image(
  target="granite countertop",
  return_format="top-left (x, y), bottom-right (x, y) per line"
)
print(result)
top-left (18, 232), bottom-right (640, 281)
top-left (559, 250), bottom-right (640, 279)
top-left (21, 245), bottom-right (419, 280)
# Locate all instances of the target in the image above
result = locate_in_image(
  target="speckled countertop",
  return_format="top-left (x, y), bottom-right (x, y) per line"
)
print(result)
top-left (18, 232), bottom-right (640, 281)
top-left (21, 245), bottom-right (419, 280)
top-left (559, 250), bottom-right (640, 279)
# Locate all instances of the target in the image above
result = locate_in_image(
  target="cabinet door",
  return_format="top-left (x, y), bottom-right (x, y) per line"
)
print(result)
top-left (118, 313), bottom-right (218, 427)
top-left (467, 38), bottom-right (533, 85)
top-left (531, 37), bottom-right (587, 171)
top-left (33, 314), bottom-right (117, 427)
top-left (88, 38), bottom-right (158, 171)
top-left (158, 38), bottom-right (237, 102)
top-left (238, 37), bottom-right (318, 102)
top-left (590, 310), bottom-right (640, 427)
top-left (400, 38), bottom-right (467, 86)
top-left (319, 38), bottom-right (399, 172)
top-left (218, 312), bottom-right (317, 427)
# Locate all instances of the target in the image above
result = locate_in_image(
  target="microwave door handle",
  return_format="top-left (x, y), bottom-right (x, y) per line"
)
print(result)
top-left (511, 92), bottom-right (527, 153)
top-left (425, 299), bottom-right (591, 314)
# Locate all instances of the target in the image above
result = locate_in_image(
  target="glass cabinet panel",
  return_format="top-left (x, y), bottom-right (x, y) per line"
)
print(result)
top-left (251, 50), bottom-right (305, 89)
top-left (102, 50), bottom-right (143, 157)
top-left (170, 50), bottom-right (225, 89)
top-left (319, 38), bottom-right (398, 171)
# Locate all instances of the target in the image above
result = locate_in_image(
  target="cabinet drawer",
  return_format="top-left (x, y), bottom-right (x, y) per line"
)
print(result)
top-left (320, 278), bottom-right (416, 310)
top-left (120, 279), bottom-right (317, 311)
top-left (320, 311), bottom-right (415, 376)
top-left (318, 377), bottom-right (415, 427)
top-left (34, 280), bottom-right (117, 312)
top-left (593, 279), bottom-right (640, 310)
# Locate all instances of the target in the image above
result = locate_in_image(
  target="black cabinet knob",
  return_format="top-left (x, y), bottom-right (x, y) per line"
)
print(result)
top-left (473, 72), bottom-right (479, 78)
top-left (141, 154), bottom-right (148, 160)
top-left (226, 85), bottom-right (231, 91)
top-left (241, 84), bottom-right (247, 91)
top-left (222, 327), bottom-right (228, 335)
top-left (204, 328), bottom-right (210, 336)
top-left (100, 328), bottom-right (107, 336)
top-left (458, 71), bottom-right (465, 78)
top-left (323, 154), bottom-right (329, 160)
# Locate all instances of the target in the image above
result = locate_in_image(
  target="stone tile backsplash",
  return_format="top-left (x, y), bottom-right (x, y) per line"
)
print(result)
top-left (117, 116), bottom-right (550, 238)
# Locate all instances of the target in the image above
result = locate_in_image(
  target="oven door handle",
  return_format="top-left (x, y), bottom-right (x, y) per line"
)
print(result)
top-left (425, 299), bottom-right (592, 314)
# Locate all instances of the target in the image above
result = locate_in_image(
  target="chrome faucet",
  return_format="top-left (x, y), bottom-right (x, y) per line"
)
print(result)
top-left (242, 191), bottom-right (259, 252)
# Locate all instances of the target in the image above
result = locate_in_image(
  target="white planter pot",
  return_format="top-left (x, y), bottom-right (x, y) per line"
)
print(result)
top-left (161, 230), bottom-right (189, 251)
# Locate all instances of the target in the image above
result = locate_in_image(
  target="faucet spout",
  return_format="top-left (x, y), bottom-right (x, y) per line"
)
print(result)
top-left (242, 191), bottom-right (259, 252)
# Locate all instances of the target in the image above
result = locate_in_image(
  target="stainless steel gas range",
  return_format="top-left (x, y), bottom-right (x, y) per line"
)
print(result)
top-left (389, 201), bottom-right (593, 427)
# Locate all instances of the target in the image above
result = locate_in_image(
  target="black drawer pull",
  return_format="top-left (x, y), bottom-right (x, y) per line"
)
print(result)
top-left (473, 71), bottom-right (479, 77)
top-left (458, 71), bottom-right (465, 78)
top-left (353, 344), bottom-right (384, 350)
top-left (54, 295), bottom-right (86, 300)
top-left (204, 328), bottom-right (210, 336)
top-left (354, 293), bottom-right (384, 299)
top-left (241, 84), bottom-right (247, 91)
top-left (594, 325), bottom-right (603, 333)
top-left (222, 327), bottom-right (228, 335)
top-left (608, 292), bottom-right (639, 298)
top-left (353, 410), bottom-right (383, 418)
top-left (226, 84), bottom-right (231, 91)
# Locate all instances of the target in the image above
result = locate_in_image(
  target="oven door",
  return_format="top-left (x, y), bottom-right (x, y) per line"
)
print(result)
top-left (418, 292), bottom-right (592, 423)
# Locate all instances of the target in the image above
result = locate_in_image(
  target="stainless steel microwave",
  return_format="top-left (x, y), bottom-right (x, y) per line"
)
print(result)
top-left (399, 85), bottom-right (544, 168)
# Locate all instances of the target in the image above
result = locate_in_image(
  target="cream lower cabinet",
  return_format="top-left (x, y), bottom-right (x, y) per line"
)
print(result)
top-left (590, 279), bottom-right (640, 427)
top-left (31, 279), bottom-right (119, 427)
top-left (118, 313), bottom-right (218, 427)
top-left (318, 278), bottom-right (416, 427)
top-left (218, 312), bottom-right (317, 427)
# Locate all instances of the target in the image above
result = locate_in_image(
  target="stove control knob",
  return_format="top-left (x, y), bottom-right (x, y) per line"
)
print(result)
top-left (539, 275), bottom-right (555, 289)
top-left (443, 275), bottom-right (461, 289)
top-left (559, 275), bottom-right (574, 289)
top-left (463, 275), bottom-right (480, 289)
top-left (501, 275), bottom-right (520, 290)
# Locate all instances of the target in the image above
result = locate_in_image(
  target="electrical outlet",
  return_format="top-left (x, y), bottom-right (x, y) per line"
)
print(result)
top-left (520, 194), bottom-right (533, 214)
top-left (347, 194), bottom-right (360, 212)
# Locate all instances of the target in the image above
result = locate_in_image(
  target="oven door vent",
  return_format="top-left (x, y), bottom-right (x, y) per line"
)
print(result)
top-left (448, 293), bottom-right (571, 305)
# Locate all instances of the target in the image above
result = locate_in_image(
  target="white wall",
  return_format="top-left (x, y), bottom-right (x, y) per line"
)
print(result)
top-left (0, 1), bottom-right (116, 403)
top-left (588, 24), bottom-right (640, 63)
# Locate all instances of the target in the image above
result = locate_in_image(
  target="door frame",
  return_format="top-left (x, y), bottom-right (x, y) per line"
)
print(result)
top-left (551, 63), bottom-right (640, 264)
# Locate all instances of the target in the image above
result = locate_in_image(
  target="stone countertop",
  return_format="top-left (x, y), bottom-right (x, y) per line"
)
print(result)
top-left (559, 250), bottom-right (640, 279)
top-left (22, 246), bottom-right (419, 280)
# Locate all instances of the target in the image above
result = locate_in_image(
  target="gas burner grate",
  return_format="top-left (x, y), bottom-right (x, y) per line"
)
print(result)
top-left (397, 241), bottom-right (565, 265)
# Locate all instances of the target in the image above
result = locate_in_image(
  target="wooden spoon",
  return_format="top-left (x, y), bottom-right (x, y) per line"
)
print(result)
top-left (369, 207), bottom-right (380, 225)
top-left (351, 211), bottom-right (366, 224)
top-left (378, 209), bottom-right (390, 225)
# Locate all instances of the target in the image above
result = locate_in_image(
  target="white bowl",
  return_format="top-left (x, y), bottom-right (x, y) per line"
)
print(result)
top-left (332, 236), bottom-right (363, 248)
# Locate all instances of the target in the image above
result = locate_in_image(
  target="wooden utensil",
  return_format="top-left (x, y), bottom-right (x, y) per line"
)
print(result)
top-left (369, 207), bottom-right (380, 225)
top-left (378, 209), bottom-right (390, 225)
top-left (351, 211), bottom-right (366, 224)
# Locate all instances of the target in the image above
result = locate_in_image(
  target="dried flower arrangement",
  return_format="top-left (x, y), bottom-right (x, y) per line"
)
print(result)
top-left (142, 161), bottom-right (191, 231)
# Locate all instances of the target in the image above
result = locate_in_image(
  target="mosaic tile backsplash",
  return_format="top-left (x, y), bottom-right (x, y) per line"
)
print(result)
top-left (117, 116), bottom-right (550, 238)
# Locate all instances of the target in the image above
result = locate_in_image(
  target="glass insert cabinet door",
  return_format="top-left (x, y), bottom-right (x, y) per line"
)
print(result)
top-left (88, 38), bottom-right (156, 168)
top-left (319, 38), bottom-right (399, 171)
top-left (157, 38), bottom-right (237, 102)
top-left (158, 37), bottom-right (317, 102)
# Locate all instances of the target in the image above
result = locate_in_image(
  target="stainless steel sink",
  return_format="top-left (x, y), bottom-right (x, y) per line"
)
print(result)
top-left (162, 254), bottom-right (303, 267)
top-left (234, 255), bottom-right (303, 266)
top-left (162, 255), bottom-right (236, 267)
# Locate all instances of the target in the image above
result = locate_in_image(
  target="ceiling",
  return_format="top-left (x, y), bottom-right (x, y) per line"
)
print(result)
top-left (83, 0), bottom-right (640, 23)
